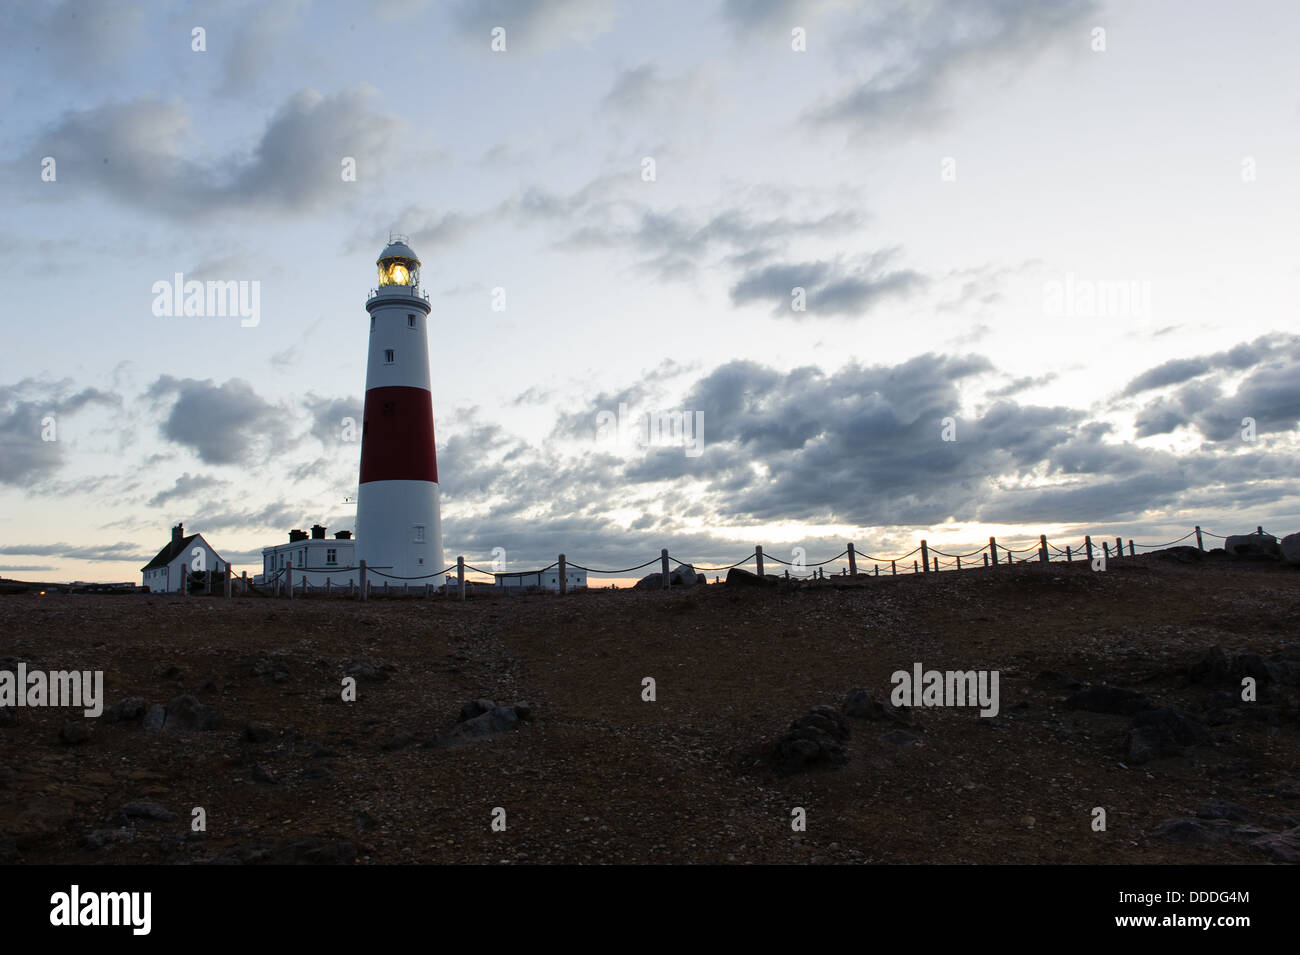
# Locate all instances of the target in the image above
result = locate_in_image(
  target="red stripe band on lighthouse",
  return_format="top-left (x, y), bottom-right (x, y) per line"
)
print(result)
top-left (359, 385), bottom-right (439, 484)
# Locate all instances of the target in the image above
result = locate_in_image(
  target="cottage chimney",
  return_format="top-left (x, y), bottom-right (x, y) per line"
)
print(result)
top-left (172, 523), bottom-right (184, 545)
top-left (311, 524), bottom-right (327, 540)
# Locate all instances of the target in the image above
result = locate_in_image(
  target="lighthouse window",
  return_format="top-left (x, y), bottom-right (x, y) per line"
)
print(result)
top-left (407, 314), bottom-right (416, 327)
top-left (413, 524), bottom-right (425, 542)
top-left (384, 349), bottom-right (395, 364)
top-left (370, 316), bottom-right (375, 332)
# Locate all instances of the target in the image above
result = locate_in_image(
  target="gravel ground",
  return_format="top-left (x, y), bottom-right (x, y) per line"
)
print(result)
top-left (1, 552), bottom-right (1298, 864)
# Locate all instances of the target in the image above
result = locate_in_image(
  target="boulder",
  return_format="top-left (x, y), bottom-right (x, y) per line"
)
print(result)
top-left (1252, 827), bottom-right (1300, 863)
top-left (634, 567), bottom-right (701, 589)
top-left (59, 721), bottom-right (92, 745)
top-left (142, 705), bottom-right (166, 731)
top-left (1126, 707), bottom-right (1208, 763)
top-left (458, 699), bottom-right (496, 722)
top-left (1224, 533), bottom-right (1281, 559)
top-left (1065, 685), bottom-right (1148, 715)
top-left (102, 697), bottom-right (146, 723)
top-left (768, 705), bottom-right (850, 775)
top-left (437, 704), bottom-right (520, 746)
top-left (843, 688), bottom-right (912, 724)
top-left (164, 694), bottom-right (221, 732)
top-left (725, 568), bottom-right (779, 588)
top-left (1282, 533), bottom-right (1300, 566)
top-left (1151, 817), bottom-right (1233, 845)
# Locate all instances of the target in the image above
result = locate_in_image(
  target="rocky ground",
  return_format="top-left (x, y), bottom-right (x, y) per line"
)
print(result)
top-left (1, 549), bottom-right (1298, 864)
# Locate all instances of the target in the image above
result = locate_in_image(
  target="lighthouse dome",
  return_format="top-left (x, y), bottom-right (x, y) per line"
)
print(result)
top-left (377, 234), bottom-right (421, 287)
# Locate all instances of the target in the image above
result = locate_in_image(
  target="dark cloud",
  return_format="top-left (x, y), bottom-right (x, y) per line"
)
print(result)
top-left (448, 0), bottom-right (615, 50)
top-left (146, 376), bottom-right (288, 465)
top-left (1122, 333), bottom-right (1297, 396)
top-left (147, 472), bottom-right (227, 507)
top-left (0, 379), bottom-right (119, 485)
top-left (807, 0), bottom-right (1097, 137)
top-left (22, 87), bottom-right (401, 220)
top-left (729, 254), bottom-right (925, 318)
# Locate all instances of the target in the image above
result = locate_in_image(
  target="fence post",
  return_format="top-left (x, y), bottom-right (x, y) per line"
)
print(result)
top-left (457, 556), bottom-right (465, 601)
top-left (1115, 537), bottom-right (1122, 558)
top-left (874, 565), bottom-right (879, 576)
top-left (241, 570), bottom-right (248, 595)
top-left (891, 560), bottom-right (896, 576)
top-left (403, 582), bottom-right (409, 596)
top-left (1066, 546), bottom-right (1072, 563)
top-left (1257, 525), bottom-right (1264, 535)
top-left (1103, 541), bottom-right (1110, 559)
top-left (359, 560), bottom-right (367, 602)
top-left (558, 554), bottom-right (567, 595)
top-left (1039, 534), bottom-right (1048, 563)
top-left (983, 553), bottom-right (988, 567)
top-left (287, 561), bottom-right (293, 600)
top-left (1128, 541), bottom-right (1135, 557)
top-left (425, 583), bottom-right (430, 598)
top-left (913, 560), bottom-right (918, 573)
top-left (920, 540), bottom-right (929, 573)
top-left (224, 566), bottom-right (232, 598)
top-left (326, 577), bottom-right (332, 596)
top-left (755, 545), bottom-right (764, 578)
top-left (1195, 526), bottom-right (1204, 551)
top-left (181, 563), bottom-right (188, 597)
top-left (205, 566), bottom-right (212, 595)
top-left (957, 556), bottom-right (962, 570)
top-left (661, 549), bottom-right (670, 589)
top-left (847, 543), bottom-right (857, 577)
top-left (1085, 536), bottom-right (1093, 561)
top-left (988, 537), bottom-right (998, 566)
top-left (384, 581), bottom-right (389, 596)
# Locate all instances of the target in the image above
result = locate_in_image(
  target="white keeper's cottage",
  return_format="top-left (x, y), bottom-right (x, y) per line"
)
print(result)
top-left (140, 523), bottom-right (228, 593)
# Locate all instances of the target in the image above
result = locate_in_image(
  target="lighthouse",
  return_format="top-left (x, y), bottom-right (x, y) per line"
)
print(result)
top-left (354, 236), bottom-right (444, 580)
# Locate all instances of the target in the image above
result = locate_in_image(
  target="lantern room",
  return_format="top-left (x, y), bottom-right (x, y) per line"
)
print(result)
top-left (377, 234), bottom-right (420, 287)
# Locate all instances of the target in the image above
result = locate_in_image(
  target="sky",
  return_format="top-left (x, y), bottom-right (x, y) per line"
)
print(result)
top-left (2, 0), bottom-right (1299, 584)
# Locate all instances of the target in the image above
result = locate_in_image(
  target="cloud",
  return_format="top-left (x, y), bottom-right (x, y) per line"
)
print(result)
top-left (0, 379), bottom-right (120, 485)
top-left (807, 0), bottom-right (1097, 137)
top-left (448, 0), bottom-right (616, 50)
top-left (729, 253), bottom-right (926, 318)
top-left (146, 376), bottom-right (289, 465)
top-left (147, 472), bottom-right (227, 507)
top-left (22, 87), bottom-right (403, 219)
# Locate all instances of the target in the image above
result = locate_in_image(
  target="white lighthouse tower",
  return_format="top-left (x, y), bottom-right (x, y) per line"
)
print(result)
top-left (354, 236), bottom-right (444, 580)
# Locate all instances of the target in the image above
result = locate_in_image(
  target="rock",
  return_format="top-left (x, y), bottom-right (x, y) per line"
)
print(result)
top-left (160, 665), bottom-right (184, 680)
top-left (725, 568), bottom-right (779, 588)
top-left (142, 705), bottom-right (166, 731)
top-left (243, 722), bottom-right (273, 743)
top-left (1282, 532), bottom-right (1300, 566)
top-left (458, 699), bottom-right (495, 722)
top-left (381, 733), bottom-right (416, 751)
top-left (58, 721), bottom-right (92, 745)
top-left (879, 729), bottom-right (922, 746)
top-left (164, 694), bottom-right (221, 732)
top-left (438, 704), bottom-right (520, 746)
top-left (249, 764), bottom-right (277, 784)
top-left (843, 688), bottom-right (911, 723)
top-left (1066, 685), bottom-right (1149, 715)
top-left (102, 697), bottom-right (146, 723)
top-left (1251, 827), bottom-right (1300, 863)
top-left (83, 828), bottom-right (133, 850)
top-left (768, 706), bottom-right (850, 775)
top-left (119, 801), bottom-right (176, 822)
top-left (251, 657), bottom-right (290, 682)
top-left (1224, 533), bottom-right (1281, 559)
top-left (633, 566), bottom-right (701, 589)
top-left (1036, 671), bottom-right (1084, 690)
top-left (344, 660), bottom-right (387, 683)
top-left (1149, 546), bottom-right (1204, 564)
top-left (1126, 707), bottom-right (1208, 763)
top-left (513, 701), bottom-right (533, 721)
top-left (1196, 799), bottom-right (1267, 824)
top-left (1151, 817), bottom-right (1233, 845)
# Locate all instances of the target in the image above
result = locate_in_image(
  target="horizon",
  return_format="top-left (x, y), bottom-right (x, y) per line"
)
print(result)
top-left (3, 0), bottom-right (1300, 585)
